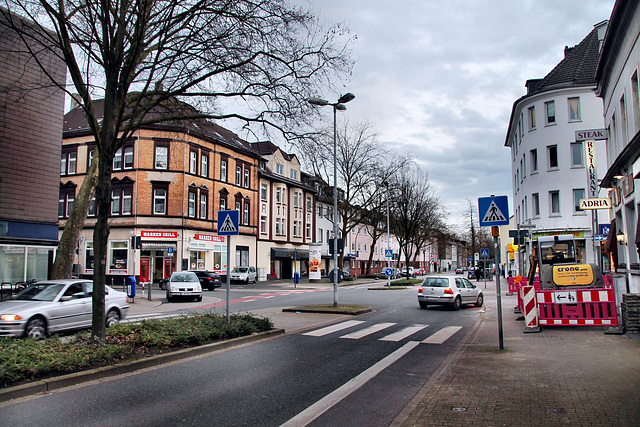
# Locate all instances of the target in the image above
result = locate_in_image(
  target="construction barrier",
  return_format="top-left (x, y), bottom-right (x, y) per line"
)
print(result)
top-left (536, 288), bottom-right (618, 326)
top-left (521, 285), bottom-right (539, 330)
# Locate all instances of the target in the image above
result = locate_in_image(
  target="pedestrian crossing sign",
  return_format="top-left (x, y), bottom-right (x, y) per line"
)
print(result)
top-left (217, 210), bottom-right (239, 235)
top-left (385, 249), bottom-right (393, 258)
top-left (478, 196), bottom-right (509, 226)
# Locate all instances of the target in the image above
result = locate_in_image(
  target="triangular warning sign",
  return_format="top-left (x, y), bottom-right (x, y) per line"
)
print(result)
top-left (482, 201), bottom-right (507, 223)
top-left (219, 214), bottom-right (237, 233)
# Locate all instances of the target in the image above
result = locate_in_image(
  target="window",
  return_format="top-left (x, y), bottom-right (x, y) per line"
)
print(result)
top-left (530, 149), bottom-right (538, 172)
top-left (550, 190), bottom-right (560, 215)
top-left (632, 70), bottom-right (640, 132)
top-left (573, 189), bottom-right (585, 213)
top-left (276, 163), bottom-right (284, 175)
top-left (113, 148), bottom-right (123, 170)
top-left (290, 169), bottom-right (297, 180)
top-left (244, 168), bottom-right (250, 188)
top-left (199, 193), bottom-right (208, 219)
top-left (220, 197), bottom-right (226, 211)
top-left (260, 216), bottom-right (267, 234)
top-left (293, 192), bottom-right (299, 207)
top-left (60, 149), bottom-right (77, 175)
top-left (568, 97), bottom-right (581, 121)
top-left (243, 201), bottom-right (250, 225)
top-left (153, 186), bottom-right (168, 214)
top-left (293, 221), bottom-right (299, 237)
top-left (236, 165), bottom-right (242, 186)
top-left (111, 187), bottom-right (132, 215)
top-left (532, 193), bottom-right (540, 217)
top-left (306, 223), bottom-right (311, 239)
top-left (235, 200), bottom-right (241, 212)
top-left (319, 228), bottom-right (323, 242)
top-left (58, 187), bottom-right (75, 218)
top-left (220, 158), bottom-right (228, 181)
top-left (155, 144), bottom-right (169, 169)
top-left (276, 187), bottom-right (281, 203)
top-left (188, 191), bottom-right (196, 217)
top-left (123, 146), bottom-right (134, 169)
top-left (528, 106), bottom-right (536, 129)
top-left (109, 241), bottom-right (128, 271)
top-left (122, 188), bottom-right (132, 214)
top-left (548, 145), bottom-right (558, 169)
top-left (620, 94), bottom-right (628, 142)
top-left (201, 153), bottom-right (209, 178)
top-left (545, 101), bottom-right (555, 124)
top-left (190, 150), bottom-right (198, 174)
top-left (275, 218), bottom-right (281, 235)
top-left (326, 230), bottom-right (330, 242)
top-left (111, 190), bottom-right (120, 215)
top-left (306, 196), bottom-right (312, 212)
top-left (261, 184), bottom-right (267, 200)
top-left (88, 196), bottom-right (96, 216)
top-left (571, 142), bottom-right (583, 167)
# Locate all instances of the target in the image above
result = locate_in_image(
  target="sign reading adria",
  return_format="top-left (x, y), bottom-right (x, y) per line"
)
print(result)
top-left (575, 128), bottom-right (607, 141)
top-left (579, 198), bottom-right (611, 210)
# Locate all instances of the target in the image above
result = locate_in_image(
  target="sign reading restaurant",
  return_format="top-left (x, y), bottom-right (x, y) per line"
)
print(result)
top-left (141, 231), bottom-right (178, 238)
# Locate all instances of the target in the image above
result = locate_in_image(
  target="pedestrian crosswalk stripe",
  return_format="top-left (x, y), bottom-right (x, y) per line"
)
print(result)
top-left (340, 322), bottom-right (396, 339)
top-left (302, 320), bottom-right (365, 337)
top-left (422, 326), bottom-right (462, 344)
top-left (379, 324), bottom-right (429, 342)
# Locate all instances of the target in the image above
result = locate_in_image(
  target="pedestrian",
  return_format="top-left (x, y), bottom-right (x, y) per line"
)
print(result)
top-left (475, 267), bottom-right (481, 282)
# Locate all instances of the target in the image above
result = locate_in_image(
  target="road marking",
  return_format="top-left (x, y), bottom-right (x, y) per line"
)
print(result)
top-left (380, 324), bottom-right (429, 342)
top-left (302, 320), bottom-right (365, 337)
top-left (422, 326), bottom-right (462, 344)
top-left (340, 322), bottom-right (396, 339)
top-left (281, 341), bottom-right (420, 427)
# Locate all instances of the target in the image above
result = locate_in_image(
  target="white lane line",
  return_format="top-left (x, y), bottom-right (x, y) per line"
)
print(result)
top-left (242, 299), bottom-right (258, 303)
top-left (281, 341), bottom-right (420, 427)
top-left (380, 324), bottom-right (429, 342)
top-left (422, 326), bottom-right (462, 344)
top-left (340, 322), bottom-right (396, 339)
top-left (302, 320), bottom-right (365, 337)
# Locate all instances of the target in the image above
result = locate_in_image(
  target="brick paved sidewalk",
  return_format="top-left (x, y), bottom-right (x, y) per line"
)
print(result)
top-left (398, 278), bottom-right (640, 426)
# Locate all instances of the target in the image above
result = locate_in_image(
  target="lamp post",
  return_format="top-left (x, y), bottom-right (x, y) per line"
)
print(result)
top-left (308, 93), bottom-right (355, 307)
top-left (384, 181), bottom-right (391, 286)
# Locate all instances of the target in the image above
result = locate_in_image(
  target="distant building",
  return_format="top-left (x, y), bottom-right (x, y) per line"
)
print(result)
top-left (596, 1), bottom-right (640, 293)
top-left (0, 9), bottom-right (66, 284)
top-left (505, 21), bottom-right (609, 272)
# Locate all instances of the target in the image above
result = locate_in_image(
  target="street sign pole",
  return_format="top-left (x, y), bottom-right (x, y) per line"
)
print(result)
top-left (226, 235), bottom-right (231, 323)
top-left (495, 234), bottom-right (503, 350)
top-left (217, 210), bottom-right (239, 323)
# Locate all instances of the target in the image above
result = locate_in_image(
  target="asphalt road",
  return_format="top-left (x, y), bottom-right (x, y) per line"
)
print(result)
top-left (0, 285), bottom-right (482, 426)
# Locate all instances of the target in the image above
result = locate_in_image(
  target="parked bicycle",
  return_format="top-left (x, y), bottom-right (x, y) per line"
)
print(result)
top-left (14, 278), bottom-right (37, 292)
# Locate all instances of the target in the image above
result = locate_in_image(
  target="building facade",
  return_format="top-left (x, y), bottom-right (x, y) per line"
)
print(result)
top-left (596, 1), bottom-right (640, 293)
top-left (0, 10), bottom-right (66, 285)
top-left (505, 22), bottom-right (609, 273)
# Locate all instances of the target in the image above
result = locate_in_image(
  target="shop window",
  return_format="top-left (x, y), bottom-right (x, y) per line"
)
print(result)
top-left (109, 241), bottom-right (128, 272)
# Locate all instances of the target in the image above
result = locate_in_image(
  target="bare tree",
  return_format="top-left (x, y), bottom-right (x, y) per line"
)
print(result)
top-left (299, 120), bottom-right (408, 268)
top-left (389, 165), bottom-right (445, 278)
top-left (2, 0), bottom-right (352, 340)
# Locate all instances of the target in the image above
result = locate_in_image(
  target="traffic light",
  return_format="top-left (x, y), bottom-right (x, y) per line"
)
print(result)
top-left (131, 235), bottom-right (141, 249)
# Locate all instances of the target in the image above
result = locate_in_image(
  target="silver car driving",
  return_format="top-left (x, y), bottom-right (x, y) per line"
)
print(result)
top-left (229, 266), bottom-right (257, 283)
top-left (0, 279), bottom-right (129, 338)
top-left (417, 276), bottom-right (484, 310)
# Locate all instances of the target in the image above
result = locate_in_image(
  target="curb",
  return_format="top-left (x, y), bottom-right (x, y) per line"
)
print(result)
top-left (0, 328), bottom-right (284, 403)
top-left (281, 307), bottom-right (372, 316)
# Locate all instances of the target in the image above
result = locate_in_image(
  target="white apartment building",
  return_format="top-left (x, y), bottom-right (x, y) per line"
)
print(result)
top-left (505, 21), bottom-right (609, 271)
top-left (596, 1), bottom-right (640, 293)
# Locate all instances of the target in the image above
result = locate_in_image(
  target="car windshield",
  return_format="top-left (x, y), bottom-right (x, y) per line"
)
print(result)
top-left (13, 283), bottom-right (65, 301)
top-left (232, 267), bottom-right (248, 273)
top-left (422, 278), bottom-right (449, 287)
top-left (172, 273), bottom-right (198, 282)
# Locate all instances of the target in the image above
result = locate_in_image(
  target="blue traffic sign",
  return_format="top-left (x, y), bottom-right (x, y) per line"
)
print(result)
top-left (384, 268), bottom-right (394, 277)
top-left (599, 223), bottom-right (610, 237)
top-left (217, 210), bottom-right (239, 236)
top-left (480, 248), bottom-right (489, 257)
top-left (168, 247), bottom-right (174, 255)
top-left (478, 195), bottom-right (509, 226)
top-left (468, 256), bottom-right (473, 262)
top-left (385, 249), bottom-right (393, 258)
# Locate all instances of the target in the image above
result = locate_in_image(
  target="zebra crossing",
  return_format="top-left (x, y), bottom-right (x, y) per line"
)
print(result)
top-left (302, 320), bottom-right (462, 344)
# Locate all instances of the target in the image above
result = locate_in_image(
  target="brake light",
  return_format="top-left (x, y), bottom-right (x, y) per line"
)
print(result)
top-left (444, 288), bottom-right (454, 295)
top-left (418, 287), bottom-right (423, 293)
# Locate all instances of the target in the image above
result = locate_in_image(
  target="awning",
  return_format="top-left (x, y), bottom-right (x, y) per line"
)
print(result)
top-left (271, 248), bottom-right (309, 259)
top-left (142, 241), bottom-right (177, 251)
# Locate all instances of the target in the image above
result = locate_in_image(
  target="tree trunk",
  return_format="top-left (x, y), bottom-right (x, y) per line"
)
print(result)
top-left (51, 157), bottom-right (98, 279)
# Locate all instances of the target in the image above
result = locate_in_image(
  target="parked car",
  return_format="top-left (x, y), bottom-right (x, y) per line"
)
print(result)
top-left (160, 271), bottom-right (221, 291)
top-left (401, 267), bottom-right (416, 278)
top-left (0, 279), bottom-right (129, 339)
top-left (417, 276), bottom-right (483, 310)
top-left (166, 271), bottom-right (202, 302)
top-left (230, 266), bottom-right (257, 283)
top-left (455, 268), bottom-right (464, 274)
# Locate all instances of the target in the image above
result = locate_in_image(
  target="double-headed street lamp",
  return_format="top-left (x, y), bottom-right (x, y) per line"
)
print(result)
top-left (308, 93), bottom-right (355, 307)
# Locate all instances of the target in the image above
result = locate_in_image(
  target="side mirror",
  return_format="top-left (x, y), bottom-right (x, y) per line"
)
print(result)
top-left (60, 296), bottom-right (72, 302)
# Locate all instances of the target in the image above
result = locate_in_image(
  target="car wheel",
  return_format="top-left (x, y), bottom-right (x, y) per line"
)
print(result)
top-left (106, 309), bottom-right (121, 328)
top-left (253, 275), bottom-right (257, 283)
top-left (195, 295), bottom-right (202, 302)
top-left (452, 296), bottom-right (462, 311)
top-left (160, 282), bottom-right (166, 290)
top-left (475, 294), bottom-right (484, 307)
top-left (419, 301), bottom-right (429, 309)
top-left (166, 291), bottom-right (173, 302)
top-left (25, 317), bottom-right (46, 339)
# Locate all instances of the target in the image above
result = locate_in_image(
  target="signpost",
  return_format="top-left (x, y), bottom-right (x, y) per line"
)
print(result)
top-left (217, 210), bottom-right (239, 322)
top-left (478, 195), bottom-right (509, 350)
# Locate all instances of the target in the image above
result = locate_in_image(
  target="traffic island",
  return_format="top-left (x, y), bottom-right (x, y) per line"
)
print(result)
top-left (282, 304), bottom-right (372, 315)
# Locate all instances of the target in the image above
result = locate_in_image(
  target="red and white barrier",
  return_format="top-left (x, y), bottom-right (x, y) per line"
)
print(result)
top-left (522, 286), bottom-right (539, 329)
top-left (535, 288), bottom-right (618, 326)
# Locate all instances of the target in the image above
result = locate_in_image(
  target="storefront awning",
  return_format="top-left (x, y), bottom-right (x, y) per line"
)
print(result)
top-left (271, 248), bottom-right (309, 259)
top-left (142, 241), bottom-right (177, 251)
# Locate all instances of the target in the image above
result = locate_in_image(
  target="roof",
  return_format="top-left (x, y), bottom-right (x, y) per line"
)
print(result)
top-left (504, 24), bottom-right (604, 146)
top-left (251, 140), bottom-right (298, 162)
top-left (63, 97), bottom-right (258, 157)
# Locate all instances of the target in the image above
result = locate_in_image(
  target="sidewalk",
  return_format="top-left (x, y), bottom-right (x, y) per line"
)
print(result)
top-left (397, 277), bottom-right (640, 426)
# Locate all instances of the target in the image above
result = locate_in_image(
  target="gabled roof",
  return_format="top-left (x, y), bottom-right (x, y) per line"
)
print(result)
top-left (251, 140), bottom-right (298, 162)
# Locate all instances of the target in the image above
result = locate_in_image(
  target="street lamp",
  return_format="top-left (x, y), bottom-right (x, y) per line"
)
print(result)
top-left (383, 181), bottom-right (391, 287)
top-left (308, 92), bottom-right (355, 307)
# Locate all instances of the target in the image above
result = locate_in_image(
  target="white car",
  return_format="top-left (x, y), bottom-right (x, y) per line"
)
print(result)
top-left (166, 271), bottom-right (202, 302)
top-left (230, 266), bottom-right (257, 283)
top-left (417, 276), bottom-right (483, 310)
top-left (0, 279), bottom-right (129, 339)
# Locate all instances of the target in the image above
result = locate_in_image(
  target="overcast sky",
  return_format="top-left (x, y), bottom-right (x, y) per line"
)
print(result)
top-left (292, 0), bottom-right (616, 231)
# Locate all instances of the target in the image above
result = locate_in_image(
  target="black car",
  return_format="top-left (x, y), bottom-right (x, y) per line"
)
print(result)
top-left (159, 271), bottom-right (222, 291)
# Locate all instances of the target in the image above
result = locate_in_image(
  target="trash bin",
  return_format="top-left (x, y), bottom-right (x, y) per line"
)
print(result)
top-left (126, 276), bottom-right (136, 299)
top-left (294, 271), bottom-right (300, 285)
